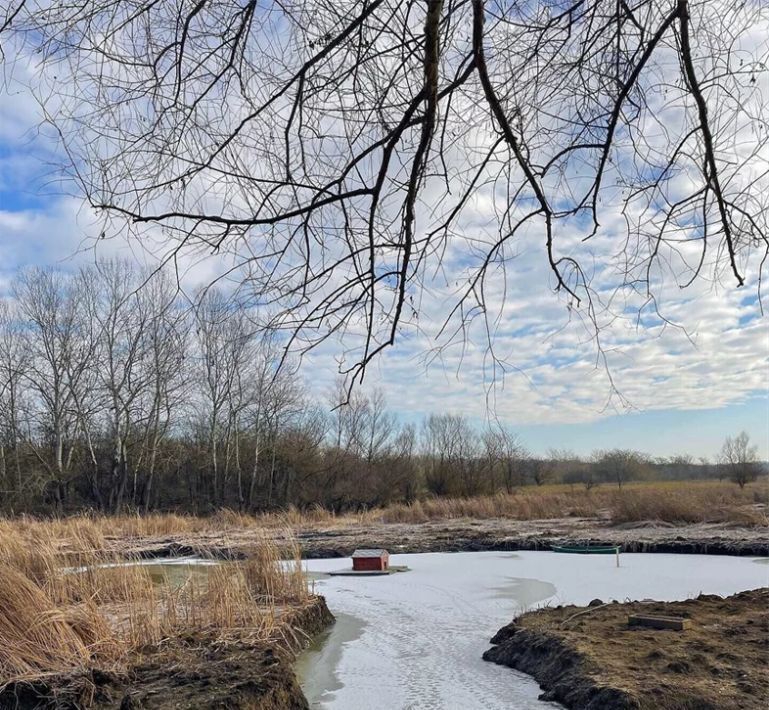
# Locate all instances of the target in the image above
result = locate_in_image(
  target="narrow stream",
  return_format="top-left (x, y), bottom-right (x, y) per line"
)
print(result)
top-left (296, 551), bottom-right (769, 710)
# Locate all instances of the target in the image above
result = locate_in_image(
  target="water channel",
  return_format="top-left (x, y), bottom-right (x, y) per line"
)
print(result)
top-left (295, 551), bottom-right (769, 710)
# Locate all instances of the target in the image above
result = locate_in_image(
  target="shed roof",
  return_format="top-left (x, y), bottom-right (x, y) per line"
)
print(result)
top-left (351, 548), bottom-right (389, 558)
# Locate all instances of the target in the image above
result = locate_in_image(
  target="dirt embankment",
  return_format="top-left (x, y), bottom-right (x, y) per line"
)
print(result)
top-left (0, 597), bottom-right (334, 710)
top-left (483, 588), bottom-right (769, 710)
top-left (107, 518), bottom-right (769, 560)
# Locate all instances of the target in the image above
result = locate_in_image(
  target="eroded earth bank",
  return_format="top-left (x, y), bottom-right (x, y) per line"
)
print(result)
top-left (108, 517), bottom-right (769, 560)
top-left (484, 588), bottom-right (769, 710)
top-left (0, 597), bottom-right (334, 710)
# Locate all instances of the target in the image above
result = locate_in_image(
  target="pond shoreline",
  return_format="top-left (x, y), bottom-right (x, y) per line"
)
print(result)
top-left (52, 520), bottom-right (764, 708)
top-left (299, 551), bottom-right (768, 709)
top-left (105, 517), bottom-right (769, 560)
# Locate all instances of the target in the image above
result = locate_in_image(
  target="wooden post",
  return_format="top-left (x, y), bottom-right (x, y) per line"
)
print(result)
top-left (616, 547), bottom-right (620, 568)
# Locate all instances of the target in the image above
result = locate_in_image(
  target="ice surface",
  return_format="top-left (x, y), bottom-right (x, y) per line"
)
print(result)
top-left (298, 551), bottom-right (769, 710)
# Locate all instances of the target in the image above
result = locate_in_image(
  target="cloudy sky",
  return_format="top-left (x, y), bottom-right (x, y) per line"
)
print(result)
top-left (1, 9), bottom-right (767, 462)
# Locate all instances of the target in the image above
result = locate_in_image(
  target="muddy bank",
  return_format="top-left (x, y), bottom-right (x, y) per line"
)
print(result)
top-left (104, 518), bottom-right (769, 560)
top-left (0, 597), bottom-right (334, 710)
top-left (293, 518), bottom-right (769, 557)
top-left (483, 588), bottom-right (769, 710)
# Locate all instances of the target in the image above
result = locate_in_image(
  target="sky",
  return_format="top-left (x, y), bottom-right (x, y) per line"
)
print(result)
top-left (1, 6), bottom-right (768, 462)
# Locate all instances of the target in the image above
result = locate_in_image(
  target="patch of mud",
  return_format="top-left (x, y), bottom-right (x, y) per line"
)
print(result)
top-left (483, 588), bottom-right (769, 710)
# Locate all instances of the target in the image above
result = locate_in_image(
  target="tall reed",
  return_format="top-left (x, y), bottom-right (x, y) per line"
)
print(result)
top-left (0, 519), bottom-right (313, 685)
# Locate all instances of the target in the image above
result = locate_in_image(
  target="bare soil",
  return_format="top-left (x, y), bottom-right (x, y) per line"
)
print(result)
top-left (98, 517), bottom-right (769, 560)
top-left (484, 588), bottom-right (769, 710)
top-left (0, 597), bottom-right (334, 710)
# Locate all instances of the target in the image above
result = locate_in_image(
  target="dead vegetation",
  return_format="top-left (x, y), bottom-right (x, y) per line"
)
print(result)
top-left (377, 481), bottom-right (768, 527)
top-left (0, 519), bottom-right (314, 690)
top-left (3, 482), bottom-right (764, 556)
top-left (62, 480), bottom-right (768, 532)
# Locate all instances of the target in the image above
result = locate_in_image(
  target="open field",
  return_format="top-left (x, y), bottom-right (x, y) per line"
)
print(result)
top-left (484, 588), bottom-right (769, 710)
top-left (376, 480), bottom-right (769, 527)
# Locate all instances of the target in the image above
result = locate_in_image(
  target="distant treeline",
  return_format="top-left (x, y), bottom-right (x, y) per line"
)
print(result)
top-left (0, 263), bottom-right (763, 515)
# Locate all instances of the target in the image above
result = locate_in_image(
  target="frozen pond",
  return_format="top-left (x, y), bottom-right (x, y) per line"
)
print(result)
top-left (297, 551), bottom-right (769, 710)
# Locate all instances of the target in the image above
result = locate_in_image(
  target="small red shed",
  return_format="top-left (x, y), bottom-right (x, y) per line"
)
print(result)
top-left (351, 548), bottom-right (390, 572)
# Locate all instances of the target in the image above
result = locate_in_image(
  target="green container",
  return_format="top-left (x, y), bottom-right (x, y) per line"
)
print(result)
top-left (551, 545), bottom-right (621, 554)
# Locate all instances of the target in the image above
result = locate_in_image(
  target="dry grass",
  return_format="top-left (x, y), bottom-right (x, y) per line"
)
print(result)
top-left (376, 480), bottom-right (768, 527)
top-left (0, 563), bottom-right (96, 678)
top-left (608, 484), bottom-right (769, 526)
top-left (5, 480), bottom-right (764, 547)
top-left (0, 519), bottom-right (312, 686)
top-left (0, 479), bottom-right (764, 686)
top-left (2, 480), bottom-right (764, 555)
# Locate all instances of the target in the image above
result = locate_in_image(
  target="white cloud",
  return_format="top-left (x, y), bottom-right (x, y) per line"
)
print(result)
top-left (1, 0), bottom-right (767, 441)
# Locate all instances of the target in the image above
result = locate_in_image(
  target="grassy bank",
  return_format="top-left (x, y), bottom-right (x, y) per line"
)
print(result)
top-left (0, 518), bottom-right (319, 701)
top-left (484, 589), bottom-right (769, 709)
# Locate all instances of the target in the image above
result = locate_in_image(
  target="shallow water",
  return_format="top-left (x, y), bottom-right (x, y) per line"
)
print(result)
top-left (141, 559), bottom-right (219, 588)
top-left (296, 551), bottom-right (769, 710)
top-left (294, 613), bottom-right (367, 705)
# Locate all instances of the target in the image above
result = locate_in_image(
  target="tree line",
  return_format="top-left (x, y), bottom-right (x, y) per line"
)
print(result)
top-left (0, 262), bottom-right (763, 514)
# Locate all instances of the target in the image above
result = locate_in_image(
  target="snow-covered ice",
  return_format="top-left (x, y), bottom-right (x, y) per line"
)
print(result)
top-left (297, 551), bottom-right (769, 710)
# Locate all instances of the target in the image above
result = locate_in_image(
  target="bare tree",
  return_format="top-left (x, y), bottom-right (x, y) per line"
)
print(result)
top-left (718, 432), bottom-right (761, 488)
top-left (245, 331), bottom-right (292, 509)
top-left (0, 300), bottom-right (27, 497)
top-left (362, 389), bottom-right (395, 466)
top-left (483, 424), bottom-right (526, 493)
top-left (14, 268), bottom-right (96, 508)
top-left (526, 458), bottom-right (554, 487)
top-left (2, 0), bottom-right (766, 391)
top-left (194, 288), bottom-right (254, 504)
top-left (592, 448), bottom-right (650, 489)
top-left (422, 413), bottom-right (480, 496)
top-left (80, 260), bottom-right (156, 512)
top-left (133, 272), bottom-right (188, 511)
top-left (257, 363), bottom-right (303, 508)
top-left (387, 422), bottom-right (419, 503)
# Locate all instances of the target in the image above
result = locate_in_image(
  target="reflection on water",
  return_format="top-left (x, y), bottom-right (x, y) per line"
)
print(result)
top-left (295, 613), bottom-right (367, 709)
top-left (752, 557), bottom-right (769, 565)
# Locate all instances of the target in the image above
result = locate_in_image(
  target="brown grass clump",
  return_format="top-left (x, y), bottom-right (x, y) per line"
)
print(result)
top-left (373, 481), bottom-right (768, 527)
top-left (241, 534), bottom-right (309, 605)
top-left (0, 563), bottom-right (93, 678)
top-left (0, 518), bottom-right (314, 687)
top-left (608, 483), bottom-right (769, 526)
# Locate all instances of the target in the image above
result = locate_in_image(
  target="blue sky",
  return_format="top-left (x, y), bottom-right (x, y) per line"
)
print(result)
top-left (514, 397), bottom-right (769, 460)
top-left (1, 41), bottom-right (768, 461)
